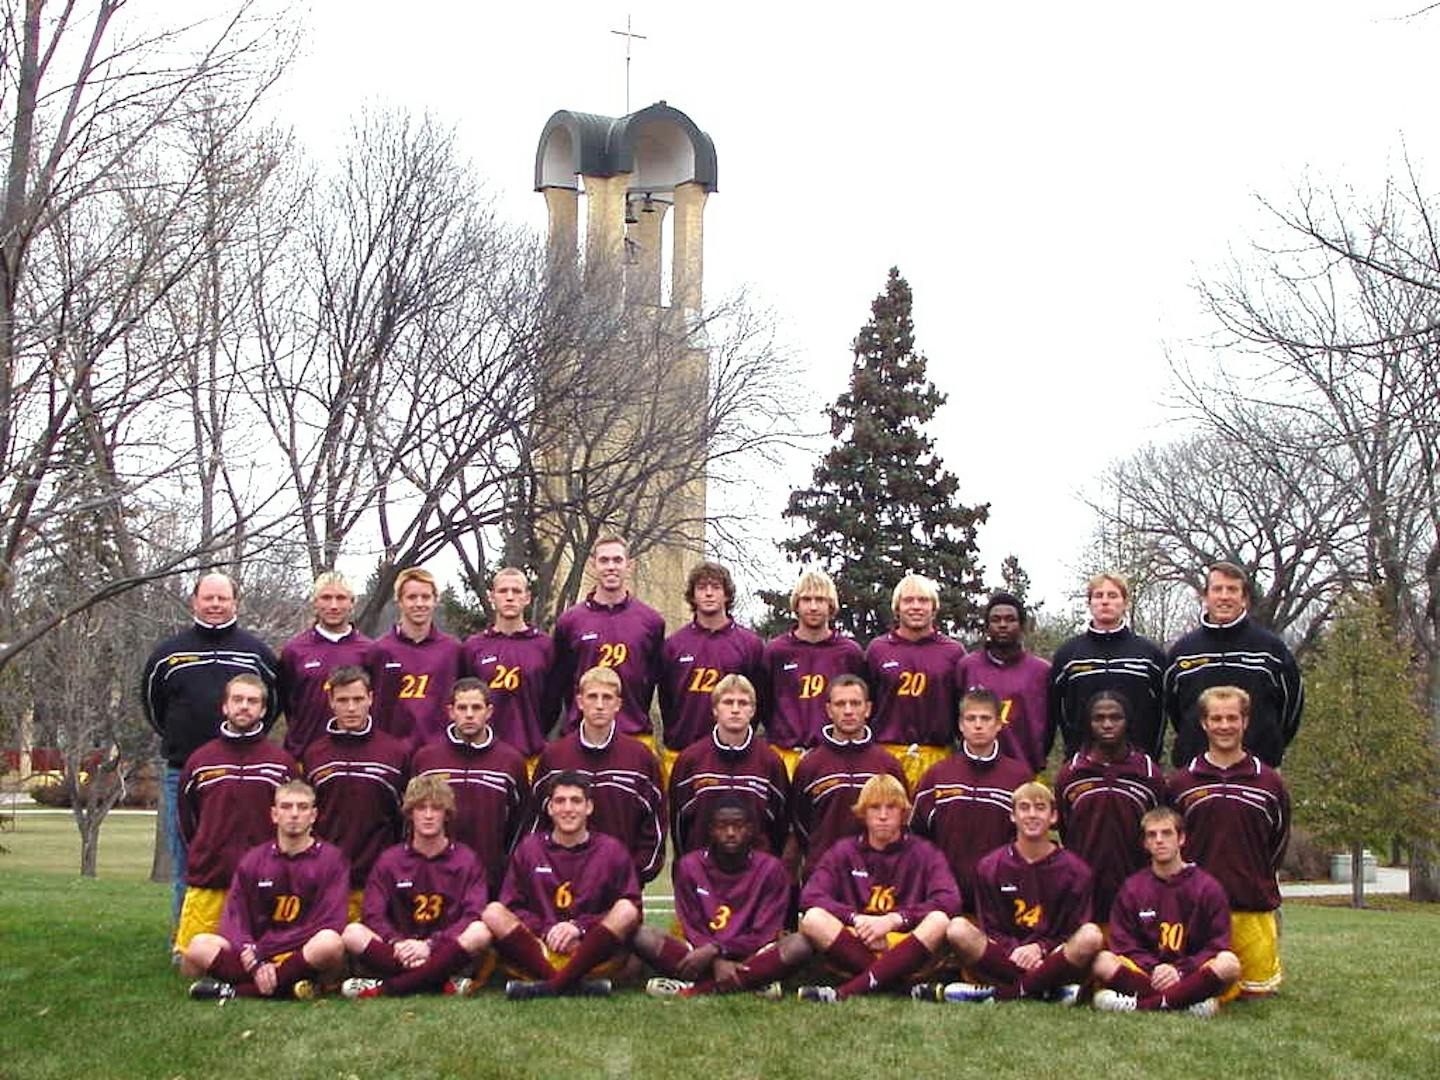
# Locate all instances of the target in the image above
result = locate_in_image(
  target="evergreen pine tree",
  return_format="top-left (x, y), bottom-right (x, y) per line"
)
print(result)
top-left (772, 268), bottom-right (988, 640)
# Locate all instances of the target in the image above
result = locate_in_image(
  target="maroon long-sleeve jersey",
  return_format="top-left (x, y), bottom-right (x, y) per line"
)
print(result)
top-left (658, 619), bottom-right (765, 751)
top-left (791, 725), bottom-right (907, 875)
top-left (500, 830), bottom-right (642, 936)
top-left (553, 594), bottom-right (665, 737)
top-left (1168, 753), bottom-right (1289, 912)
top-left (365, 626), bottom-right (465, 749)
top-left (360, 839), bottom-right (489, 945)
top-left (276, 626), bottom-right (371, 757)
top-left (672, 847), bottom-right (794, 958)
top-left (800, 832), bottom-right (961, 931)
top-left (218, 838), bottom-right (349, 960)
top-left (865, 630), bottom-right (967, 747)
top-left (910, 745), bottom-right (1033, 908)
top-left (1108, 862), bottom-right (1232, 975)
top-left (1054, 747), bottom-right (1165, 921)
top-left (668, 728), bottom-right (790, 855)
top-left (462, 626), bottom-right (557, 756)
top-left (972, 842), bottom-right (1095, 954)
top-left (761, 629), bottom-right (866, 750)
top-left (302, 719), bottom-right (407, 888)
top-left (179, 725), bottom-right (298, 889)
top-left (410, 725), bottom-right (529, 893)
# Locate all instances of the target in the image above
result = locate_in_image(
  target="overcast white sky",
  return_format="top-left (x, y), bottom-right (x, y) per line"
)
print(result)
top-left (266, 1), bottom-right (1437, 617)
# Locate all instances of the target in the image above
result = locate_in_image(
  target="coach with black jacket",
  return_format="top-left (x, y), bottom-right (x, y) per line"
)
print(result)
top-left (1163, 562), bottom-right (1303, 768)
top-left (143, 572), bottom-right (279, 922)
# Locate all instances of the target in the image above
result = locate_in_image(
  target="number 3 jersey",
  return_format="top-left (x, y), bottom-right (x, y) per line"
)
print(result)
top-left (671, 847), bottom-right (793, 958)
top-left (360, 839), bottom-right (490, 945)
top-left (1107, 862), bottom-right (1232, 975)
top-left (218, 838), bottom-right (349, 960)
top-left (799, 832), bottom-right (961, 932)
top-left (499, 831), bottom-right (642, 936)
top-left (972, 843), bottom-right (1094, 953)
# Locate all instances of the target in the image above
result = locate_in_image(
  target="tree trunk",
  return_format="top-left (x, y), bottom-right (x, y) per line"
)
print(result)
top-left (80, 818), bottom-right (100, 878)
top-left (1410, 650), bottom-right (1440, 901)
top-left (1350, 840), bottom-right (1365, 909)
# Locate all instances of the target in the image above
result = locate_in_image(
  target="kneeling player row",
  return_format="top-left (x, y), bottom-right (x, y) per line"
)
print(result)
top-left (182, 773), bottom-right (1248, 1015)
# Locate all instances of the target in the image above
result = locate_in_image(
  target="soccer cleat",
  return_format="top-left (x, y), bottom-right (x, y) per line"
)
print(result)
top-left (1186, 997), bottom-right (1219, 1019)
top-left (1093, 988), bottom-right (1138, 1012)
top-left (443, 977), bottom-right (474, 997)
top-left (188, 977), bottom-right (236, 1002)
top-left (941, 982), bottom-right (997, 1004)
top-left (796, 985), bottom-right (839, 1003)
top-left (505, 980), bottom-right (554, 1001)
top-left (570, 978), bottom-right (612, 997)
top-left (909, 982), bottom-right (946, 1003)
top-left (646, 977), bottom-right (694, 998)
top-left (290, 979), bottom-right (320, 1000)
top-left (752, 981), bottom-right (784, 1002)
top-left (1047, 983), bottom-right (1081, 1007)
top-left (341, 977), bottom-right (382, 1000)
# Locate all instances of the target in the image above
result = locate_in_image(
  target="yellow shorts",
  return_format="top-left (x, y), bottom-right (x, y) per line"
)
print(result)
top-left (770, 745), bottom-right (804, 779)
top-left (1228, 910), bottom-right (1282, 998)
top-left (525, 753), bottom-right (542, 782)
top-left (173, 887), bottom-right (227, 952)
top-left (348, 890), bottom-right (364, 924)
top-left (880, 743), bottom-right (951, 793)
top-left (499, 937), bottom-right (626, 980)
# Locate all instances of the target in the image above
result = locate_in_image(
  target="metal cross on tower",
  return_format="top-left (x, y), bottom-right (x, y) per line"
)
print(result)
top-left (609, 15), bottom-right (647, 114)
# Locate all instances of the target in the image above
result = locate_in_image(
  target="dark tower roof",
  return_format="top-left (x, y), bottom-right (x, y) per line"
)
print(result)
top-left (535, 102), bottom-right (718, 194)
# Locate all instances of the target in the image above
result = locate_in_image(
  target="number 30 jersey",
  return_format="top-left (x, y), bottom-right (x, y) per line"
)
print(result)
top-left (499, 831), bottom-right (642, 936)
top-left (360, 839), bottom-right (489, 945)
top-left (1107, 862), bottom-right (1231, 975)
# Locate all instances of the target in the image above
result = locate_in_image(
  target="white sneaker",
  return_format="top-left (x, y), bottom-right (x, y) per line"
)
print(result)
top-left (1048, 983), bottom-right (1081, 1006)
top-left (341, 977), bottom-right (382, 1000)
top-left (942, 982), bottom-right (997, 1004)
top-left (1186, 997), bottom-right (1219, 1018)
top-left (1093, 988), bottom-right (1138, 1012)
top-left (646, 976), bottom-right (694, 997)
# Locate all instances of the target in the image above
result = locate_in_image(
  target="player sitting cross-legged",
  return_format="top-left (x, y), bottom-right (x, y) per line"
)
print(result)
top-left (635, 794), bottom-right (794, 999)
top-left (339, 775), bottom-right (493, 999)
top-left (182, 780), bottom-right (347, 1001)
top-left (919, 781), bottom-right (1102, 1005)
top-left (793, 774), bottom-right (961, 1003)
top-left (484, 772), bottom-right (642, 999)
top-left (1091, 806), bottom-right (1240, 1017)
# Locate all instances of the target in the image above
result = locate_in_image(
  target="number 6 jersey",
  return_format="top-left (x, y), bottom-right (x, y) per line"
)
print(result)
top-left (499, 831), bottom-right (642, 936)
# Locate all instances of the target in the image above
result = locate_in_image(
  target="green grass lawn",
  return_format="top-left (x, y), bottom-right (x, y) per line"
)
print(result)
top-left (3, 813), bottom-right (1439, 1080)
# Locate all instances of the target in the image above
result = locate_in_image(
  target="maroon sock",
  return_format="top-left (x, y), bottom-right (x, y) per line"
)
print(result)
top-left (825, 929), bottom-right (877, 975)
top-left (381, 938), bottom-right (468, 997)
top-left (731, 944), bottom-right (796, 991)
top-left (547, 925), bottom-right (619, 992)
top-left (1107, 966), bottom-right (1154, 996)
top-left (1022, 948), bottom-right (1083, 997)
top-left (646, 935), bottom-right (693, 978)
top-left (207, 947), bottom-right (248, 984)
top-left (973, 941), bottom-right (1024, 987)
top-left (837, 935), bottom-right (931, 1000)
top-left (495, 927), bottom-right (554, 981)
top-left (272, 950), bottom-right (317, 994)
top-left (1142, 966), bottom-right (1227, 1010)
top-left (361, 938), bottom-right (405, 977)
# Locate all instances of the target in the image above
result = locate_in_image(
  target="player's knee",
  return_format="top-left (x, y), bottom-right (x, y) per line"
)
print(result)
top-left (457, 920), bottom-right (492, 954)
top-left (482, 901), bottom-right (517, 936)
top-left (945, 916), bottom-right (983, 954)
top-left (798, 906), bottom-right (838, 944)
top-left (1092, 950), bottom-right (1120, 980)
top-left (1069, 922), bottom-right (1104, 960)
top-left (341, 922), bottom-right (372, 952)
top-left (605, 898), bottom-right (640, 934)
top-left (913, 910), bottom-right (950, 947)
top-left (1210, 950), bottom-right (1242, 983)
top-left (305, 929), bottom-right (344, 965)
